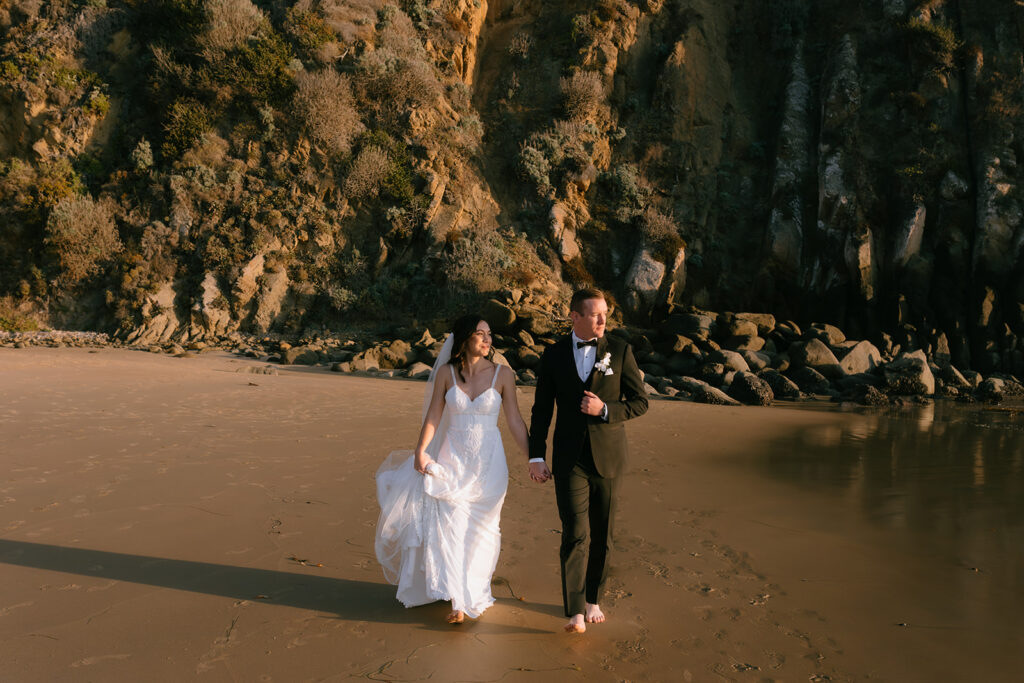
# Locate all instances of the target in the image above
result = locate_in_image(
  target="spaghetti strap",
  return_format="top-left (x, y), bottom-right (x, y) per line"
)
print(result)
top-left (490, 363), bottom-right (501, 389)
top-left (450, 365), bottom-right (457, 384)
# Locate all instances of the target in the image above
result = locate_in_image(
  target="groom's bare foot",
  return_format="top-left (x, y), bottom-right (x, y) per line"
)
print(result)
top-left (446, 610), bottom-right (465, 624)
top-left (585, 603), bottom-right (605, 624)
top-left (564, 614), bottom-right (586, 633)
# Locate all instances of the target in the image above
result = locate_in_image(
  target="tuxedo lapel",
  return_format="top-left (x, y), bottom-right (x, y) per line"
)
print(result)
top-left (586, 336), bottom-right (610, 392)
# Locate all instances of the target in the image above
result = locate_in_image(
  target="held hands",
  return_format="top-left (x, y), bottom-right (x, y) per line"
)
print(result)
top-left (580, 390), bottom-right (605, 416)
top-left (529, 461), bottom-right (551, 484)
top-left (414, 451), bottom-right (435, 475)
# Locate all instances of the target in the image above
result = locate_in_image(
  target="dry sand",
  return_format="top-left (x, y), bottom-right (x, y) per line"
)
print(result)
top-left (0, 348), bottom-right (1010, 681)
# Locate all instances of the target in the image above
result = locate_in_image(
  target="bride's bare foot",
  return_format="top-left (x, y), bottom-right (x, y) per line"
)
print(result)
top-left (446, 610), bottom-right (465, 624)
top-left (585, 603), bottom-right (605, 624)
top-left (564, 614), bottom-right (586, 633)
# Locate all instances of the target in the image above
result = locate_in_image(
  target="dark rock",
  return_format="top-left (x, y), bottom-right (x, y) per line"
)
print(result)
top-left (838, 340), bottom-right (882, 375)
top-left (883, 351), bottom-right (935, 395)
top-left (483, 299), bottom-right (517, 333)
top-left (516, 329), bottom-right (535, 347)
top-left (727, 371), bottom-right (774, 406)
top-left (740, 349), bottom-right (771, 372)
top-left (791, 338), bottom-right (845, 379)
top-left (677, 377), bottom-right (741, 405)
top-left (708, 349), bottom-right (750, 373)
top-left (640, 363), bottom-right (666, 377)
top-left (728, 335), bottom-right (766, 352)
top-left (381, 339), bottom-right (417, 368)
top-left (847, 384), bottom-right (889, 406)
top-left (282, 346), bottom-right (319, 365)
top-left (757, 368), bottom-right (802, 399)
top-left (697, 362), bottom-right (726, 386)
top-left (511, 345), bottom-right (541, 369)
top-left (665, 353), bottom-right (699, 376)
top-left (516, 306), bottom-right (557, 336)
top-left (330, 362), bottom-right (351, 373)
top-left (788, 366), bottom-right (832, 394)
top-left (666, 312), bottom-right (714, 339)
top-left (517, 369), bottom-right (537, 385)
top-left (837, 372), bottom-right (880, 390)
top-left (406, 362), bottom-right (432, 379)
top-left (810, 322), bottom-right (846, 345)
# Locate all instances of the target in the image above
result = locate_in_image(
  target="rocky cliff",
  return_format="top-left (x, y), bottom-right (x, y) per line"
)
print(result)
top-left (1, 0), bottom-right (1021, 376)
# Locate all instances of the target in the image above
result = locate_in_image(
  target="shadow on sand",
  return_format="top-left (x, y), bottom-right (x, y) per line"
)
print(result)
top-left (0, 539), bottom-right (555, 633)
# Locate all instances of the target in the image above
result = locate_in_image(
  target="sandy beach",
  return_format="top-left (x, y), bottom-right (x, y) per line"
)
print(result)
top-left (0, 348), bottom-right (1018, 682)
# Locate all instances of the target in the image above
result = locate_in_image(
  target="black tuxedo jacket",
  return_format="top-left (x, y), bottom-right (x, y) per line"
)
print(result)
top-left (529, 333), bottom-right (648, 478)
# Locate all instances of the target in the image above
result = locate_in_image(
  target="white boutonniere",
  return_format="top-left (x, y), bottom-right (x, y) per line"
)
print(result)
top-left (594, 352), bottom-right (614, 376)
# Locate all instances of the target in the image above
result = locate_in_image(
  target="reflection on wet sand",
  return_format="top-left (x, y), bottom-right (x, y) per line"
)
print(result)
top-left (750, 400), bottom-right (1024, 676)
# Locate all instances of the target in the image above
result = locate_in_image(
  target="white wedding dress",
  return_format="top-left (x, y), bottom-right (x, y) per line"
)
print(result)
top-left (375, 365), bottom-right (509, 618)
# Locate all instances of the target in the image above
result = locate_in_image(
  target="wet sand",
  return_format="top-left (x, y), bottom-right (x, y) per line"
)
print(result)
top-left (0, 348), bottom-right (1016, 681)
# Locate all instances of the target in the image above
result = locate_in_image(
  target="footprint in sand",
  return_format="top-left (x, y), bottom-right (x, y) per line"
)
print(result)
top-left (0, 601), bottom-right (34, 616)
top-left (70, 654), bottom-right (131, 668)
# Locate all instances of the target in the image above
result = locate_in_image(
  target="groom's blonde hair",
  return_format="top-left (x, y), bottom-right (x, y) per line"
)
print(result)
top-left (569, 287), bottom-right (606, 314)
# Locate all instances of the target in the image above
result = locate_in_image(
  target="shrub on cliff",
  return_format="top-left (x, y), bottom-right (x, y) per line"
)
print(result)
top-left (44, 196), bottom-right (122, 287)
top-left (197, 0), bottom-right (263, 55)
top-left (162, 98), bottom-right (213, 159)
top-left (294, 69), bottom-right (364, 155)
top-left (344, 145), bottom-right (391, 200)
top-left (560, 70), bottom-right (604, 120)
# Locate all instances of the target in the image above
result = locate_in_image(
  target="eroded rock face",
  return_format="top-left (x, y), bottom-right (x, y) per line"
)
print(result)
top-left (624, 244), bottom-right (666, 315)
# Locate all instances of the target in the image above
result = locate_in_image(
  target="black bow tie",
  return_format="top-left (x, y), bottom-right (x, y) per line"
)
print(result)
top-left (576, 339), bottom-right (597, 348)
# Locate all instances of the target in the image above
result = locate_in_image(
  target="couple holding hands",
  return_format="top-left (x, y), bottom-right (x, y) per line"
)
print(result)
top-left (374, 288), bottom-right (648, 633)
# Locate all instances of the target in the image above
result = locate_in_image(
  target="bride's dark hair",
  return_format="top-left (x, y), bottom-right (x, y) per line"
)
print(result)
top-left (448, 313), bottom-right (487, 383)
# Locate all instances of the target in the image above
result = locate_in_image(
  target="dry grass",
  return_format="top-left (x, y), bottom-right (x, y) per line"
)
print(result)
top-left (199, 0), bottom-right (264, 55)
top-left (343, 145), bottom-right (390, 199)
top-left (294, 68), bottom-right (364, 155)
top-left (560, 70), bottom-right (605, 120)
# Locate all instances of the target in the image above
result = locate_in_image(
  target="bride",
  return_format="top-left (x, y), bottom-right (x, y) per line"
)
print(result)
top-left (374, 314), bottom-right (531, 623)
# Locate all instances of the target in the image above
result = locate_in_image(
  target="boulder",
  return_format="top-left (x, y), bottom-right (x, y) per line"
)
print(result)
top-left (791, 338), bottom-right (845, 379)
top-left (734, 313), bottom-right (777, 336)
top-left (838, 340), bottom-right (882, 375)
top-left (708, 349), bottom-right (751, 373)
top-left (666, 312), bottom-right (714, 339)
top-left (727, 371), bottom-right (774, 406)
top-left (350, 353), bottom-right (381, 372)
top-left (381, 339), bottom-right (417, 368)
top-left (406, 362), bottom-right (433, 379)
top-left (883, 350), bottom-right (935, 395)
top-left (757, 368), bottom-right (802, 399)
top-left (331, 362), bottom-right (352, 373)
top-left (809, 323), bottom-right (846, 346)
top-left (517, 306), bottom-right (558, 336)
top-left (721, 318), bottom-right (759, 338)
top-left (677, 378), bottom-right (741, 406)
top-left (281, 346), bottom-right (320, 365)
top-left (512, 345), bottom-right (542, 369)
top-left (696, 362), bottom-right (726, 386)
top-left (483, 299), bottom-right (517, 333)
top-left (977, 377), bottom-right (1005, 401)
top-left (740, 350), bottom-right (771, 372)
top-left (665, 353), bottom-right (699, 376)
top-left (846, 384), bottom-right (889, 406)
top-left (729, 335), bottom-right (766, 352)
top-left (788, 366), bottom-right (832, 394)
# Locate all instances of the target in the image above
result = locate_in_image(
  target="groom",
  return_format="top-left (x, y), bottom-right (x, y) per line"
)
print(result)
top-left (528, 288), bottom-right (648, 633)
